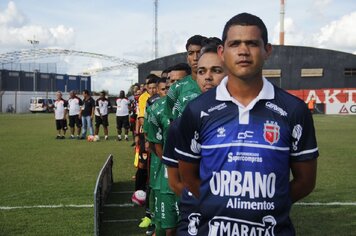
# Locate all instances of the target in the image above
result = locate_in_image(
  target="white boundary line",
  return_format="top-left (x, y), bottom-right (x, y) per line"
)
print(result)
top-left (0, 204), bottom-right (93, 210)
top-left (102, 219), bottom-right (138, 223)
top-left (1, 202), bottom-right (356, 210)
top-left (295, 202), bottom-right (356, 206)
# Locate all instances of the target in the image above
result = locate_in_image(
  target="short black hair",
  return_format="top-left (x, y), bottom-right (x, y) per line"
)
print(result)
top-left (146, 73), bottom-right (159, 81)
top-left (222, 13), bottom-right (268, 46)
top-left (157, 77), bottom-right (167, 85)
top-left (200, 37), bottom-right (222, 55)
top-left (185, 35), bottom-right (207, 51)
top-left (82, 89), bottom-right (90, 95)
top-left (147, 74), bottom-right (160, 85)
top-left (170, 63), bottom-right (191, 75)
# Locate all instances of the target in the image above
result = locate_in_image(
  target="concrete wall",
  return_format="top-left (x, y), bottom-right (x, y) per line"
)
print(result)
top-left (0, 91), bottom-right (66, 113)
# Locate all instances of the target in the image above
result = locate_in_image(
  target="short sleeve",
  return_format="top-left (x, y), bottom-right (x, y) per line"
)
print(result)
top-left (147, 112), bottom-right (163, 144)
top-left (289, 102), bottom-right (319, 162)
top-left (174, 103), bottom-right (201, 163)
top-left (165, 83), bottom-right (178, 121)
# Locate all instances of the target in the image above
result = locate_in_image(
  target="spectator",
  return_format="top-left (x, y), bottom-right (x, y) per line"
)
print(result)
top-left (54, 91), bottom-right (68, 139)
top-left (94, 91), bottom-right (111, 140)
top-left (67, 90), bottom-right (83, 139)
top-left (115, 90), bottom-right (130, 141)
top-left (80, 89), bottom-right (95, 139)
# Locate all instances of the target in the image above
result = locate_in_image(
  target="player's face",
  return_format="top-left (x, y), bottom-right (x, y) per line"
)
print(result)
top-left (69, 92), bottom-right (75, 98)
top-left (219, 25), bottom-right (271, 82)
top-left (169, 70), bottom-right (187, 85)
top-left (56, 93), bottom-right (62, 100)
top-left (187, 45), bottom-right (202, 73)
top-left (197, 52), bottom-right (226, 93)
top-left (100, 93), bottom-right (105, 99)
top-left (157, 82), bottom-right (167, 97)
top-left (147, 83), bottom-right (157, 96)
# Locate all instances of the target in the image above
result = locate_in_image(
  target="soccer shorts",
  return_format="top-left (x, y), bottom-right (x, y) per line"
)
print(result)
top-left (68, 115), bottom-right (81, 128)
top-left (95, 115), bottom-right (109, 127)
top-left (177, 188), bottom-right (201, 236)
top-left (160, 193), bottom-right (179, 229)
top-left (116, 115), bottom-right (130, 129)
top-left (150, 189), bottom-right (161, 224)
top-left (56, 119), bottom-right (67, 130)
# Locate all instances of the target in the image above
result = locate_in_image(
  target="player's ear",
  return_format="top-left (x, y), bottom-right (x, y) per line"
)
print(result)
top-left (217, 45), bottom-right (225, 63)
top-left (264, 43), bottom-right (272, 59)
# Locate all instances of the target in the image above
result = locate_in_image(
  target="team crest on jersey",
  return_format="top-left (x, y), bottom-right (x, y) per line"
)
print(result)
top-left (263, 121), bottom-right (280, 145)
top-left (188, 213), bottom-right (201, 235)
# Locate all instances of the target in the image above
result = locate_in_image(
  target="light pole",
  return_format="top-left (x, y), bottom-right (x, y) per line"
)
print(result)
top-left (28, 36), bottom-right (39, 91)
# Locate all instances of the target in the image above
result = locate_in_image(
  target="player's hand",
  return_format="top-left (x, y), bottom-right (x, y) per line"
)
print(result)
top-left (145, 141), bottom-right (150, 152)
top-left (135, 135), bottom-right (139, 146)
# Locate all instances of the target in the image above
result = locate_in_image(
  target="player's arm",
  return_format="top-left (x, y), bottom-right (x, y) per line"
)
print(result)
top-left (179, 161), bottom-right (200, 198)
top-left (91, 99), bottom-right (95, 119)
top-left (95, 100), bottom-right (101, 117)
top-left (289, 104), bottom-right (319, 203)
top-left (154, 143), bottom-right (163, 159)
top-left (165, 83), bottom-right (178, 120)
top-left (290, 159), bottom-right (317, 203)
top-left (167, 167), bottom-right (184, 196)
top-left (175, 104), bottom-right (201, 198)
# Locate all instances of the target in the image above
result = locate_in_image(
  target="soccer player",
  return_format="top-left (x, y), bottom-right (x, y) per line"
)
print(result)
top-left (54, 91), bottom-right (68, 139)
top-left (165, 35), bottom-right (207, 121)
top-left (115, 90), bottom-right (130, 141)
top-left (176, 13), bottom-right (319, 235)
top-left (67, 90), bottom-right (83, 139)
top-left (80, 89), bottom-right (95, 139)
top-left (148, 63), bottom-right (191, 236)
top-left (134, 76), bottom-right (158, 193)
top-left (162, 41), bottom-right (226, 236)
top-left (141, 77), bottom-right (167, 235)
top-left (94, 91), bottom-right (111, 140)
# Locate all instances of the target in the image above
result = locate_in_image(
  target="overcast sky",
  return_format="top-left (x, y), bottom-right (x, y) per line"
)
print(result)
top-left (0, 0), bottom-right (355, 94)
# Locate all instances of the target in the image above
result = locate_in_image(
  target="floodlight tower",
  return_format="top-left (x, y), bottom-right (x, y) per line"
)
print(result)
top-left (280, 0), bottom-right (285, 45)
top-left (154, 0), bottom-right (158, 59)
top-left (28, 36), bottom-right (40, 91)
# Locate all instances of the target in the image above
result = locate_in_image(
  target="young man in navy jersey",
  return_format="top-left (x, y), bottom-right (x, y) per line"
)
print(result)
top-left (176, 13), bottom-right (318, 235)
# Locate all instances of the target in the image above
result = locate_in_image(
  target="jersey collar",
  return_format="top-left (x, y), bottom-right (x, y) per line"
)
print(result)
top-left (216, 76), bottom-right (275, 106)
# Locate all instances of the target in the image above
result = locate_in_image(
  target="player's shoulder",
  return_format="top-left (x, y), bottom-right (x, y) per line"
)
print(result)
top-left (273, 85), bottom-right (309, 115)
top-left (185, 87), bottom-right (218, 114)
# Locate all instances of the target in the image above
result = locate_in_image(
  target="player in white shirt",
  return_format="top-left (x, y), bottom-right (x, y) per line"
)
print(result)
top-left (95, 91), bottom-right (111, 140)
top-left (67, 90), bottom-right (83, 139)
top-left (54, 91), bottom-right (68, 139)
top-left (115, 90), bottom-right (130, 141)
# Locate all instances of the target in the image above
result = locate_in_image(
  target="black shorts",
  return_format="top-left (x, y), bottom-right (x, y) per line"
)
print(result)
top-left (69, 115), bottom-right (82, 128)
top-left (95, 115), bottom-right (109, 127)
top-left (56, 119), bottom-right (68, 130)
top-left (116, 115), bottom-right (130, 130)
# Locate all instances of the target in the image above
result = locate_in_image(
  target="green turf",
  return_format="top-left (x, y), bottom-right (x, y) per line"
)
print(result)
top-left (0, 114), bottom-right (355, 235)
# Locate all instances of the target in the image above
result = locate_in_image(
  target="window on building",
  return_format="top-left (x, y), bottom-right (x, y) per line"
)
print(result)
top-left (301, 68), bottom-right (323, 77)
top-left (263, 69), bottom-right (281, 78)
top-left (344, 68), bottom-right (356, 77)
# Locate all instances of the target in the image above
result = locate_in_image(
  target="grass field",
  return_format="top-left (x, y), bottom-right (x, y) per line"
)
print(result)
top-left (0, 114), bottom-right (355, 235)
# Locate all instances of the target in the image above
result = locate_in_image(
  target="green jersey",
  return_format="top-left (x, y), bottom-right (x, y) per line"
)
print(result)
top-left (165, 75), bottom-right (201, 120)
top-left (148, 97), bottom-right (170, 144)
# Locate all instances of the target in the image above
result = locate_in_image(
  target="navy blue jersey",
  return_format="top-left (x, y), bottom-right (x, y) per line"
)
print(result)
top-left (175, 77), bottom-right (319, 235)
top-left (162, 118), bottom-right (201, 236)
